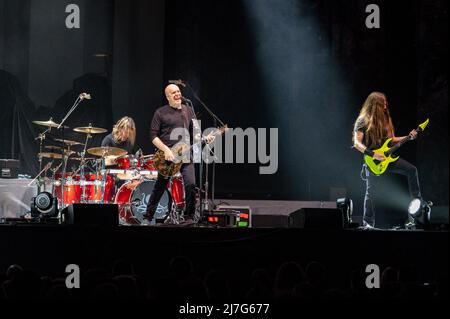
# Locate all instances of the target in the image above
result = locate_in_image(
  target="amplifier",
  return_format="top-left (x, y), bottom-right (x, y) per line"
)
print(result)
top-left (0, 159), bottom-right (19, 178)
top-left (204, 205), bottom-right (251, 227)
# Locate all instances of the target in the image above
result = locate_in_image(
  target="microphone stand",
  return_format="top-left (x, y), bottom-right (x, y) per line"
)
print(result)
top-left (182, 81), bottom-right (225, 221)
top-left (184, 98), bottom-right (204, 221)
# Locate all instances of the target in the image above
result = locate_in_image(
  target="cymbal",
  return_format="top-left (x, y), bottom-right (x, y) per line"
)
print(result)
top-left (32, 118), bottom-right (68, 129)
top-left (87, 146), bottom-right (127, 157)
top-left (38, 152), bottom-right (63, 159)
top-left (45, 145), bottom-right (63, 151)
top-left (54, 138), bottom-right (83, 146)
top-left (73, 125), bottom-right (107, 134)
top-left (39, 150), bottom-right (75, 158)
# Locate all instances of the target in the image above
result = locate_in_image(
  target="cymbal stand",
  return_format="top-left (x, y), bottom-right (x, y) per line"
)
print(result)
top-left (27, 161), bottom-right (52, 191)
top-left (100, 152), bottom-right (107, 203)
top-left (34, 126), bottom-right (51, 191)
top-left (79, 132), bottom-right (92, 203)
top-left (50, 162), bottom-right (62, 197)
top-left (60, 145), bottom-right (73, 208)
top-left (57, 94), bottom-right (84, 207)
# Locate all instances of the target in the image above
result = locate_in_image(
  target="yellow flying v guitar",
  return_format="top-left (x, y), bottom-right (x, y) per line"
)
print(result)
top-left (364, 119), bottom-right (429, 175)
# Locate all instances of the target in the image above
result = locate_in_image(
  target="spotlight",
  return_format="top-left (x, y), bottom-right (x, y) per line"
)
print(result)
top-left (31, 192), bottom-right (59, 219)
top-left (336, 197), bottom-right (354, 227)
top-left (407, 198), bottom-right (432, 229)
top-left (408, 198), bottom-right (422, 216)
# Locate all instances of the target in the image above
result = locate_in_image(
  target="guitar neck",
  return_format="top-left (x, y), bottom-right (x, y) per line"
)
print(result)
top-left (385, 136), bottom-right (410, 156)
top-left (385, 123), bottom-right (424, 156)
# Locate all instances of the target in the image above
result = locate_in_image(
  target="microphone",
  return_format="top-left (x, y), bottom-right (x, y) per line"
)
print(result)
top-left (168, 79), bottom-right (186, 87)
top-left (79, 93), bottom-right (92, 100)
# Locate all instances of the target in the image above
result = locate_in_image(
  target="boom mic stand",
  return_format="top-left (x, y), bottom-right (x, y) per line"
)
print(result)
top-left (181, 81), bottom-right (225, 222)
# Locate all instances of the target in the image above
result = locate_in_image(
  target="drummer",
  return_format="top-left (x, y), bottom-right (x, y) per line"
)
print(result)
top-left (101, 116), bottom-right (139, 166)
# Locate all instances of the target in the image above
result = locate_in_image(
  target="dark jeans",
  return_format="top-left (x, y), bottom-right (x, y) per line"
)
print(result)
top-left (145, 163), bottom-right (196, 220)
top-left (363, 158), bottom-right (422, 227)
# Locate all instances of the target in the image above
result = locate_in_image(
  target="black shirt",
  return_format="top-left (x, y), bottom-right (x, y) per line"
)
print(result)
top-left (101, 133), bottom-right (136, 154)
top-left (150, 104), bottom-right (195, 148)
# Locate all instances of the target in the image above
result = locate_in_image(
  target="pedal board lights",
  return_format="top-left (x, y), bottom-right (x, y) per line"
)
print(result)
top-left (205, 206), bottom-right (251, 227)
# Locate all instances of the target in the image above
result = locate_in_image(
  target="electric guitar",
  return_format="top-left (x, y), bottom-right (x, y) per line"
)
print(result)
top-left (153, 125), bottom-right (228, 177)
top-left (364, 119), bottom-right (429, 175)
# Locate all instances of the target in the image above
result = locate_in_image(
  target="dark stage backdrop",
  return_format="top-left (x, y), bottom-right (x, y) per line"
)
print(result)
top-left (0, 0), bottom-right (448, 212)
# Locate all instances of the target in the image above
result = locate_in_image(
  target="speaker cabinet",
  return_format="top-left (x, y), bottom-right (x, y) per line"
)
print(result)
top-left (62, 204), bottom-right (119, 226)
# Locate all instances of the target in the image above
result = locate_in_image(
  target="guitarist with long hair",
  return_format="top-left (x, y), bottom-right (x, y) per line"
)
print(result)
top-left (353, 92), bottom-right (422, 228)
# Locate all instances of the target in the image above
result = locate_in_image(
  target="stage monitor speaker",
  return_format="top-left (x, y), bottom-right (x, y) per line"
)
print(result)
top-left (292, 208), bottom-right (344, 229)
top-left (62, 204), bottom-right (119, 226)
top-left (255, 208), bottom-right (344, 229)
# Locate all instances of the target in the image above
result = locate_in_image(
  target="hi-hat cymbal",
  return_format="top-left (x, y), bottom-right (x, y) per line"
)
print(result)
top-left (32, 118), bottom-right (68, 129)
top-left (38, 152), bottom-right (63, 159)
top-left (74, 125), bottom-right (107, 134)
top-left (54, 138), bottom-right (83, 146)
top-left (87, 146), bottom-right (127, 157)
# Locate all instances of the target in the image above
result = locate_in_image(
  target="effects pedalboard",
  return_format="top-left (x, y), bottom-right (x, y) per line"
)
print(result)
top-left (203, 205), bottom-right (251, 228)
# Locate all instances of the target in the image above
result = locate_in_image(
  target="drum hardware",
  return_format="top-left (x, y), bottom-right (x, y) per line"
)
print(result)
top-left (27, 161), bottom-right (53, 192)
top-left (53, 138), bottom-right (84, 146)
top-left (44, 145), bottom-right (63, 152)
top-left (76, 124), bottom-right (97, 203)
top-left (88, 146), bottom-right (126, 203)
top-left (37, 152), bottom-right (63, 159)
top-left (32, 118), bottom-right (69, 129)
top-left (33, 119), bottom-right (60, 185)
top-left (71, 157), bottom-right (96, 161)
top-left (73, 124), bottom-right (108, 134)
top-left (87, 146), bottom-right (127, 157)
top-left (33, 93), bottom-right (91, 210)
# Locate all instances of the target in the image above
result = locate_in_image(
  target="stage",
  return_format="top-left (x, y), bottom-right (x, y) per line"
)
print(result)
top-left (0, 0), bottom-right (448, 302)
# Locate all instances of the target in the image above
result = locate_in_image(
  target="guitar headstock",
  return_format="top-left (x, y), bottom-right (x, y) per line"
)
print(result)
top-left (218, 124), bottom-right (228, 134)
top-left (417, 118), bottom-right (429, 132)
top-left (203, 125), bottom-right (228, 144)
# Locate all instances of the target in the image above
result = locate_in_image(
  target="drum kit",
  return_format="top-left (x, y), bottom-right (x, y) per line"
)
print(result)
top-left (32, 118), bottom-right (186, 225)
